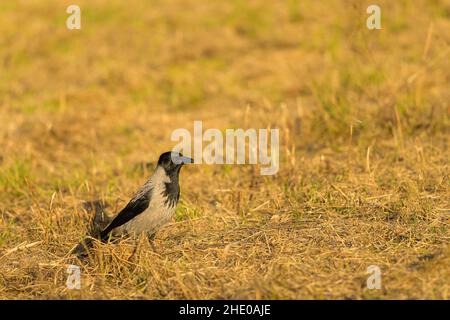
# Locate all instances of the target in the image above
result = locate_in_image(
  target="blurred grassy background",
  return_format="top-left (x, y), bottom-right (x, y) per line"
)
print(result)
top-left (0, 0), bottom-right (448, 299)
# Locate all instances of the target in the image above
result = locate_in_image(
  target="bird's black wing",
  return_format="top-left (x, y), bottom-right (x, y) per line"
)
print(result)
top-left (100, 191), bottom-right (151, 240)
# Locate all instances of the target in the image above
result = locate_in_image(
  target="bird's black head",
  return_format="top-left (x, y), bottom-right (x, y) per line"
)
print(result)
top-left (157, 151), bottom-right (193, 174)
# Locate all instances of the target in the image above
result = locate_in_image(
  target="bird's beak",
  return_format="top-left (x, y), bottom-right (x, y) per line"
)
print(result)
top-left (172, 154), bottom-right (194, 165)
top-left (180, 156), bottom-right (193, 164)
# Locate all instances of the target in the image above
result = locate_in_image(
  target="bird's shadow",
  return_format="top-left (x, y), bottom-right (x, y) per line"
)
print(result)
top-left (82, 199), bottom-right (112, 235)
top-left (71, 200), bottom-right (112, 259)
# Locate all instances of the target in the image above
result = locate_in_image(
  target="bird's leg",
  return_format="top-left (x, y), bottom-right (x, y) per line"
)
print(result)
top-left (147, 232), bottom-right (157, 251)
top-left (127, 239), bottom-right (140, 262)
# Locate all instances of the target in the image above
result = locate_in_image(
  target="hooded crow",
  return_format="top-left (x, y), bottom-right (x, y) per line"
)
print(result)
top-left (74, 151), bottom-right (192, 255)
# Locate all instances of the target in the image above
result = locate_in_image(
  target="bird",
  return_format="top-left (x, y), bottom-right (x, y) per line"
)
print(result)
top-left (73, 151), bottom-right (192, 256)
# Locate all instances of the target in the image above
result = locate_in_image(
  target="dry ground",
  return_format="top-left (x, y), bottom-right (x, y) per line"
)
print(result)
top-left (0, 0), bottom-right (449, 299)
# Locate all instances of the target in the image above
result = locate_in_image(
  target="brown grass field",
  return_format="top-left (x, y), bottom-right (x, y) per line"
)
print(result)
top-left (0, 0), bottom-right (449, 299)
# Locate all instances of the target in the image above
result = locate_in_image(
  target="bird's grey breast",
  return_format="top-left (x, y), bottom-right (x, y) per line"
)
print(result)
top-left (119, 166), bottom-right (178, 236)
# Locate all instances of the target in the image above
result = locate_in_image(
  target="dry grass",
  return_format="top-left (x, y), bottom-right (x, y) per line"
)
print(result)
top-left (0, 0), bottom-right (449, 299)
